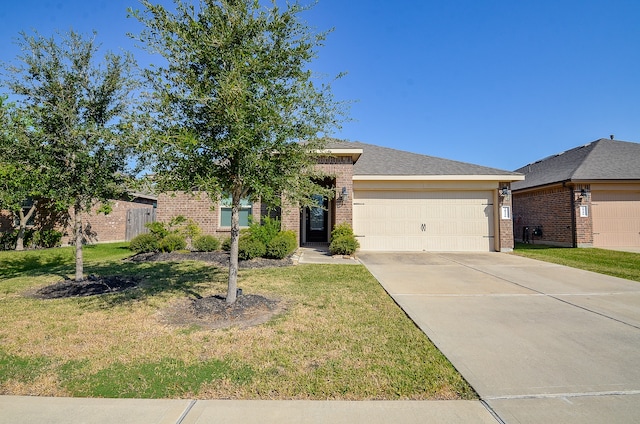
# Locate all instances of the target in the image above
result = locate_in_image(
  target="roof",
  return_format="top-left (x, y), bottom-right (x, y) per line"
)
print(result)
top-left (512, 138), bottom-right (640, 191)
top-left (324, 140), bottom-right (522, 178)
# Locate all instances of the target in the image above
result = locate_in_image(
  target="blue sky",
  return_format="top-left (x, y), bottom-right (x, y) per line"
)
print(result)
top-left (2, 0), bottom-right (639, 171)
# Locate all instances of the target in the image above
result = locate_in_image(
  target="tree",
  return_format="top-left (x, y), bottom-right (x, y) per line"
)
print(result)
top-left (3, 30), bottom-right (140, 280)
top-left (130, 0), bottom-right (345, 304)
top-left (0, 97), bottom-right (45, 251)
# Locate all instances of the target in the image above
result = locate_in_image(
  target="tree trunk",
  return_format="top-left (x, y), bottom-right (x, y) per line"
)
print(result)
top-left (226, 193), bottom-right (241, 305)
top-left (15, 203), bottom-right (37, 251)
top-left (74, 204), bottom-right (84, 281)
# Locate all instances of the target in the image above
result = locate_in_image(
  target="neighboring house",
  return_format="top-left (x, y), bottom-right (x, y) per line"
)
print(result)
top-left (0, 192), bottom-right (157, 246)
top-left (512, 138), bottom-right (640, 248)
top-left (158, 141), bottom-right (524, 252)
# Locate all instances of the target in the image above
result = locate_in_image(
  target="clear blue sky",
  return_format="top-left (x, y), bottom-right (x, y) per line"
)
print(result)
top-left (2, 0), bottom-right (639, 171)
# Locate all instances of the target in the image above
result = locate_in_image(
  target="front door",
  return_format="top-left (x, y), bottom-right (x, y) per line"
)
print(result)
top-left (306, 194), bottom-right (329, 243)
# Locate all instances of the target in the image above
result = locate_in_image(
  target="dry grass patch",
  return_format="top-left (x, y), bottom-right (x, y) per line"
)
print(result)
top-left (0, 244), bottom-right (475, 400)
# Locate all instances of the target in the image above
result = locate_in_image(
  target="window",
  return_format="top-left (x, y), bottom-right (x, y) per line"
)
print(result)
top-left (579, 205), bottom-right (589, 218)
top-left (501, 206), bottom-right (511, 220)
top-left (220, 196), bottom-right (252, 227)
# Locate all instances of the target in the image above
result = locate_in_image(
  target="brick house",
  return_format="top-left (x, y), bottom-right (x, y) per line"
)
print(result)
top-left (158, 141), bottom-right (524, 252)
top-left (512, 138), bottom-right (640, 248)
top-left (0, 193), bottom-right (157, 246)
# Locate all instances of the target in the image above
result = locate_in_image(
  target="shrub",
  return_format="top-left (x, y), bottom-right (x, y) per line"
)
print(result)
top-left (329, 223), bottom-right (359, 256)
top-left (221, 236), bottom-right (231, 252)
top-left (31, 229), bottom-right (63, 248)
top-left (159, 233), bottom-right (187, 252)
top-left (248, 216), bottom-right (281, 246)
top-left (129, 233), bottom-right (159, 253)
top-left (331, 222), bottom-right (356, 239)
top-left (192, 235), bottom-right (220, 252)
top-left (266, 230), bottom-right (297, 259)
top-left (0, 230), bottom-right (17, 251)
top-left (238, 235), bottom-right (266, 260)
top-left (329, 235), bottom-right (359, 256)
top-left (145, 222), bottom-right (169, 240)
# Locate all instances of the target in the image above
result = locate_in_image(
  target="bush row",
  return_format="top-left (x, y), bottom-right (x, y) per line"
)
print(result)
top-left (128, 215), bottom-right (297, 260)
top-left (0, 229), bottom-right (63, 251)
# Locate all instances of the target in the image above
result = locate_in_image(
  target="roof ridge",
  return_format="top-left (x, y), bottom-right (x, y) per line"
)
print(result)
top-left (565, 139), bottom-right (601, 178)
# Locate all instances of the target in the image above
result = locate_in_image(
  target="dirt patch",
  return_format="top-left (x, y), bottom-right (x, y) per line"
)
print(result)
top-left (126, 251), bottom-right (294, 269)
top-left (159, 293), bottom-right (287, 330)
top-left (32, 275), bottom-right (141, 299)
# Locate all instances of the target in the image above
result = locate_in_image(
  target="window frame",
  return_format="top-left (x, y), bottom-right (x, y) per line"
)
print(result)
top-left (219, 195), bottom-right (253, 228)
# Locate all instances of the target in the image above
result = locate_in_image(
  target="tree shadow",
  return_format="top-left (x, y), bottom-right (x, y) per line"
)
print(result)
top-left (0, 251), bottom-right (73, 280)
top-left (61, 260), bottom-right (229, 309)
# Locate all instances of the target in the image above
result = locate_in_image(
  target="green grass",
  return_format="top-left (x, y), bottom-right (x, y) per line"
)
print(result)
top-left (0, 243), bottom-right (474, 400)
top-left (513, 243), bottom-right (640, 282)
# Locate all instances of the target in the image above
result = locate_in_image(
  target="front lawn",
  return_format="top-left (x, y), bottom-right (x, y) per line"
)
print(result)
top-left (0, 243), bottom-right (474, 400)
top-left (513, 243), bottom-right (640, 282)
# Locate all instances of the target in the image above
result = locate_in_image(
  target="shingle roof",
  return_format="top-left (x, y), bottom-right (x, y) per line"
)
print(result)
top-left (512, 138), bottom-right (640, 190)
top-left (324, 140), bottom-right (520, 177)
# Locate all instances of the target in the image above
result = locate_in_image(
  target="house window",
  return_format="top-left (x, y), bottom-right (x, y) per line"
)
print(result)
top-left (579, 205), bottom-right (589, 218)
top-left (501, 206), bottom-right (511, 220)
top-left (220, 196), bottom-right (252, 227)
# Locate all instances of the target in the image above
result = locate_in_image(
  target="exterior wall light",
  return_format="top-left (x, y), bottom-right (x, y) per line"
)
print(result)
top-left (578, 188), bottom-right (590, 202)
top-left (499, 187), bottom-right (511, 197)
top-left (340, 186), bottom-right (349, 202)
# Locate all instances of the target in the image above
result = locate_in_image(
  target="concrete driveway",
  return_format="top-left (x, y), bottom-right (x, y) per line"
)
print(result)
top-left (358, 252), bottom-right (640, 424)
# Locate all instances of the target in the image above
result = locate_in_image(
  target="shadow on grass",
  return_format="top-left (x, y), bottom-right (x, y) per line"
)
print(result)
top-left (63, 259), bottom-right (228, 308)
top-left (0, 250), bottom-right (73, 280)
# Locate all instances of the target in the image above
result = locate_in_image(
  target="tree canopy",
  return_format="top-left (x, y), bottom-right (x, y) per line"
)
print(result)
top-left (131, 0), bottom-right (345, 303)
top-left (2, 30), bottom-right (140, 279)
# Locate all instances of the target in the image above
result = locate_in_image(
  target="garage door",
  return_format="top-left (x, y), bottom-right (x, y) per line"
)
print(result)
top-left (353, 190), bottom-right (494, 251)
top-left (592, 191), bottom-right (640, 248)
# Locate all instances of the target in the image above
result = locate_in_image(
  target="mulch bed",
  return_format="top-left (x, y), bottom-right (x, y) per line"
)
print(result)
top-left (159, 293), bottom-right (287, 330)
top-left (125, 250), bottom-right (294, 269)
top-left (33, 275), bottom-right (141, 299)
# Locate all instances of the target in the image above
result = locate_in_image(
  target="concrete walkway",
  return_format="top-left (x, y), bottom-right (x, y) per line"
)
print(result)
top-left (358, 252), bottom-right (640, 424)
top-left (0, 397), bottom-right (497, 424)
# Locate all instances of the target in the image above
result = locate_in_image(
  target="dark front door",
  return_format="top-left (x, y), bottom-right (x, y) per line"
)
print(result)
top-left (306, 194), bottom-right (329, 242)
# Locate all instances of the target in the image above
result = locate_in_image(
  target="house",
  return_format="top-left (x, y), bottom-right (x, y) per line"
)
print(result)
top-left (158, 141), bottom-right (524, 252)
top-left (0, 192), bottom-right (157, 246)
top-left (511, 138), bottom-right (640, 248)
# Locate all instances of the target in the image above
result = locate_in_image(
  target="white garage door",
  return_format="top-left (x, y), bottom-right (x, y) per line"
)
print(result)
top-left (353, 190), bottom-right (495, 251)
top-left (592, 191), bottom-right (640, 248)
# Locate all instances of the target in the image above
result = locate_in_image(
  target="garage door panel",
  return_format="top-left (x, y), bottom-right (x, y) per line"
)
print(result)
top-left (353, 190), bottom-right (494, 252)
top-left (592, 191), bottom-right (640, 247)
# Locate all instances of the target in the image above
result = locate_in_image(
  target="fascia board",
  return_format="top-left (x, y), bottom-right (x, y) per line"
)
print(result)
top-left (353, 174), bottom-right (525, 182)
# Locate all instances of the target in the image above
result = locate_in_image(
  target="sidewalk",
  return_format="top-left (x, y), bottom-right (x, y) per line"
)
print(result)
top-left (0, 397), bottom-right (498, 424)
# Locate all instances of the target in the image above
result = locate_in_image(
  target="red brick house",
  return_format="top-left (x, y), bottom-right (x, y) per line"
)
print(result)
top-left (512, 138), bottom-right (640, 248)
top-left (158, 141), bottom-right (524, 252)
top-left (0, 193), bottom-right (157, 246)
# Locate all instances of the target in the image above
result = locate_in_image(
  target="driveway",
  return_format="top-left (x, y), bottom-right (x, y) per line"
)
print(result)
top-left (358, 252), bottom-right (640, 424)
